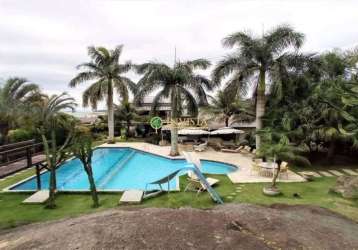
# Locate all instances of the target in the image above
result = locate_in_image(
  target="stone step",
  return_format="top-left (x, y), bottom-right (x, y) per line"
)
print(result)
top-left (22, 190), bottom-right (49, 204)
top-left (342, 169), bottom-right (358, 176)
top-left (119, 190), bottom-right (144, 204)
top-left (318, 171), bottom-right (334, 177)
top-left (327, 170), bottom-right (344, 176)
top-left (299, 171), bottom-right (321, 177)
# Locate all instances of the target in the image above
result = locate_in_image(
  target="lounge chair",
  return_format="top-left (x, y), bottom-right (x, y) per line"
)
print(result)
top-left (194, 141), bottom-right (208, 152)
top-left (144, 169), bottom-right (182, 194)
top-left (184, 176), bottom-right (219, 194)
top-left (182, 151), bottom-right (220, 194)
top-left (241, 146), bottom-right (252, 154)
top-left (221, 146), bottom-right (244, 153)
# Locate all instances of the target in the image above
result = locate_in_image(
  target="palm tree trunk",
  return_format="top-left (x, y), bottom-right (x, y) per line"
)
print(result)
top-left (47, 130), bottom-right (57, 209)
top-left (85, 164), bottom-right (99, 208)
top-left (170, 87), bottom-right (179, 156)
top-left (255, 70), bottom-right (266, 150)
top-left (107, 80), bottom-right (115, 143)
top-left (170, 126), bottom-right (179, 156)
top-left (126, 120), bottom-right (131, 137)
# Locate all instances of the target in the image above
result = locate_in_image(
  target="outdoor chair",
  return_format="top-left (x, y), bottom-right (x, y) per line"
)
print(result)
top-left (221, 146), bottom-right (243, 153)
top-left (184, 171), bottom-right (219, 195)
top-left (193, 141), bottom-right (208, 152)
top-left (279, 161), bottom-right (289, 179)
top-left (241, 146), bottom-right (252, 154)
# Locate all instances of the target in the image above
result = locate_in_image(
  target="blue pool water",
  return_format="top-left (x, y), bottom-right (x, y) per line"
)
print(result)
top-left (10, 148), bottom-right (237, 191)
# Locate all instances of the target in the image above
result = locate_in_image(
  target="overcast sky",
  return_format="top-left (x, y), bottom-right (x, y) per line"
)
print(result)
top-left (1, 0), bottom-right (357, 110)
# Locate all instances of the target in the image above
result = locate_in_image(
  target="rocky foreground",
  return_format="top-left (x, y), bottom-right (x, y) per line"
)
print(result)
top-left (0, 204), bottom-right (358, 249)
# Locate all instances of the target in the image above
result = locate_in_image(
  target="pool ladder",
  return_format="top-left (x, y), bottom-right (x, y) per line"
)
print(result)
top-left (97, 150), bottom-right (136, 189)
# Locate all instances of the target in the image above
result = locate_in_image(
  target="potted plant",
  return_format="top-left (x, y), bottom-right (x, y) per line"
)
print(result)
top-left (257, 128), bottom-right (310, 196)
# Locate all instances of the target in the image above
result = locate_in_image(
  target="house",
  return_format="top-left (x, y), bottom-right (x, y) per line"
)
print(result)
top-left (134, 96), bottom-right (171, 118)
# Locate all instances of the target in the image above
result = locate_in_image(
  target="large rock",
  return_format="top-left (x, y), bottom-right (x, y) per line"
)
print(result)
top-left (332, 176), bottom-right (358, 199)
top-left (1, 204), bottom-right (358, 249)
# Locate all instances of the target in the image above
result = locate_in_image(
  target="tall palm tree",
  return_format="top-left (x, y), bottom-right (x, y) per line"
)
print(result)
top-left (34, 93), bottom-right (77, 208)
top-left (213, 24), bottom-right (305, 149)
top-left (0, 77), bottom-right (40, 142)
top-left (69, 45), bottom-right (136, 143)
top-left (135, 59), bottom-right (214, 156)
top-left (201, 90), bottom-right (254, 127)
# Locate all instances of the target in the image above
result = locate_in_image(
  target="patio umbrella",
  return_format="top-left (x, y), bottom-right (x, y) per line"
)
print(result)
top-left (210, 127), bottom-right (244, 135)
top-left (178, 128), bottom-right (210, 135)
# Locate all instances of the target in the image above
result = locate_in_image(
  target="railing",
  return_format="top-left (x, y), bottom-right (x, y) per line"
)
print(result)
top-left (0, 140), bottom-right (46, 168)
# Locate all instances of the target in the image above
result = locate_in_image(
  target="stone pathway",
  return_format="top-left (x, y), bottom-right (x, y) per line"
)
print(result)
top-left (318, 171), bottom-right (334, 177)
top-left (298, 168), bottom-right (358, 178)
top-left (342, 169), bottom-right (358, 176)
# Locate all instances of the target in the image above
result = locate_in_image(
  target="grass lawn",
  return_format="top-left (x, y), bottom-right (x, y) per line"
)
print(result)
top-left (0, 169), bottom-right (357, 230)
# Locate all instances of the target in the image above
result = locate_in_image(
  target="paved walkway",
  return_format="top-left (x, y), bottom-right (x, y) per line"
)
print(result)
top-left (98, 142), bottom-right (306, 184)
top-left (299, 168), bottom-right (358, 178)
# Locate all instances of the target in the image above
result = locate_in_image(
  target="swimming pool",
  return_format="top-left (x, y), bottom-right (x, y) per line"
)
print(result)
top-left (9, 147), bottom-right (237, 191)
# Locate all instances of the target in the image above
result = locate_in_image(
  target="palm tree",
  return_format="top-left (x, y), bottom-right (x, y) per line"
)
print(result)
top-left (135, 59), bottom-right (214, 156)
top-left (201, 90), bottom-right (254, 127)
top-left (34, 93), bottom-right (77, 208)
top-left (257, 128), bottom-right (309, 190)
top-left (70, 133), bottom-right (99, 208)
top-left (0, 77), bottom-right (40, 141)
top-left (69, 45), bottom-right (136, 143)
top-left (115, 101), bottom-right (139, 137)
top-left (213, 24), bottom-right (305, 149)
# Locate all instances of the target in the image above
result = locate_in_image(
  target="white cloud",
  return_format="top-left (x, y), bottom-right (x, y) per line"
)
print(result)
top-left (0, 0), bottom-right (357, 110)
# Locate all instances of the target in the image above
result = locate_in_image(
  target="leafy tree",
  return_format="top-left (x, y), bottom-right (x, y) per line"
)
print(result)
top-left (69, 45), bottom-right (136, 143)
top-left (34, 93), bottom-right (77, 208)
top-left (69, 132), bottom-right (99, 208)
top-left (115, 101), bottom-right (139, 137)
top-left (0, 77), bottom-right (40, 142)
top-left (135, 59), bottom-right (214, 155)
top-left (257, 128), bottom-right (309, 189)
top-left (201, 89), bottom-right (254, 127)
top-left (213, 24), bottom-right (305, 149)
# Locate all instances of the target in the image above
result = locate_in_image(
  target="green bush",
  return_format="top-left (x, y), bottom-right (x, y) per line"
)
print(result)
top-left (8, 129), bottom-right (34, 143)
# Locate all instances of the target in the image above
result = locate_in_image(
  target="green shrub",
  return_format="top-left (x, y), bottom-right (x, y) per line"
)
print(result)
top-left (8, 129), bottom-right (34, 143)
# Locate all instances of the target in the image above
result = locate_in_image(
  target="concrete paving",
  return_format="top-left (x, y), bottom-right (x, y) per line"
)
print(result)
top-left (119, 190), bottom-right (144, 204)
top-left (342, 169), bottom-right (358, 175)
top-left (328, 170), bottom-right (344, 176)
top-left (298, 171), bottom-right (321, 177)
top-left (98, 142), bottom-right (306, 184)
top-left (318, 171), bottom-right (334, 177)
top-left (22, 190), bottom-right (49, 204)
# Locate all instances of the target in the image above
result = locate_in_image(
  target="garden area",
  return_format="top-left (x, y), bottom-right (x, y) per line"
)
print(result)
top-left (1, 165), bottom-right (357, 230)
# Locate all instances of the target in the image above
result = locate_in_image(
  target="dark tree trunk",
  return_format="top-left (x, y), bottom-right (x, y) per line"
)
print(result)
top-left (225, 117), bottom-right (229, 127)
top-left (327, 141), bottom-right (336, 161)
top-left (271, 163), bottom-right (281, 189)
top-left (47, 130), bottom-right (57, 209)
top-left (0, 122), bottom-right (10, 144)
top-left (126, 121), bottom-right (131, 137)
top-left (85, 164), bottom-right (99, 208)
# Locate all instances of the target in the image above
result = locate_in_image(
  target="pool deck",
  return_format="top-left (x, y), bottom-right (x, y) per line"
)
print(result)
top-left (97, 142), bottom-right (306, 184)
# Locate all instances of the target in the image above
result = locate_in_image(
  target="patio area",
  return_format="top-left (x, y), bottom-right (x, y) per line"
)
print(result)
top-left (97, 142), bottom-right (306, 184)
